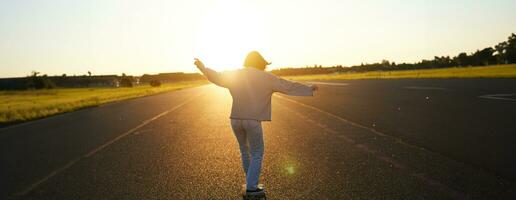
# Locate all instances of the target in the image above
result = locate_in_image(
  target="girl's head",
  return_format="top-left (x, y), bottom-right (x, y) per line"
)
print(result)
top-left (243, 51), bottom-right (270, 71)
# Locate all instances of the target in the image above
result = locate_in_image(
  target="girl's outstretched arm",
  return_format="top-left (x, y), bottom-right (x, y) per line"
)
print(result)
top-left (194, 58), bottom-right (228, 88)
top-left (271, 75), bottom-right (317, 96)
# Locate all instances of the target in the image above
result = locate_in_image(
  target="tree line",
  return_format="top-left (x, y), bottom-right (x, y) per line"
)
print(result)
top-left (272, 33), bottom-right (516, 76)
top-left (0, 71), bottom-right (206, 90)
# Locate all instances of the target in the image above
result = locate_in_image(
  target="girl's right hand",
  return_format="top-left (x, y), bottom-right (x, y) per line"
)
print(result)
top-left (311, 84), bottom-right (319, 91)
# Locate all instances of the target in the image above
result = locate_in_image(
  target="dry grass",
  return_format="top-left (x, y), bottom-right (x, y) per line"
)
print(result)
top-left (0, 80), bottom-right (207, 124)
top-left (284, 64), bottom-right (516, 81)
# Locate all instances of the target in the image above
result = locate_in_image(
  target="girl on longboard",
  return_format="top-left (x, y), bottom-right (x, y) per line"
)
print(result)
top-left (194, 51), bottom-right (317, 196)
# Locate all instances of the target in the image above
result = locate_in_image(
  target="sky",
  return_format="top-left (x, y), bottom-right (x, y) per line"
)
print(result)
top-left (0, 0), bottom-right (515, 78)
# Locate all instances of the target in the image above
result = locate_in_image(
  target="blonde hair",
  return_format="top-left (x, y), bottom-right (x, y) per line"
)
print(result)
top-left (243, 51), bottom-right (270, 70)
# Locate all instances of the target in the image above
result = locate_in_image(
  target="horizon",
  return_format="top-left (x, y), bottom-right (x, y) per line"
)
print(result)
top-left (1, 0), bottom-right (516, 78)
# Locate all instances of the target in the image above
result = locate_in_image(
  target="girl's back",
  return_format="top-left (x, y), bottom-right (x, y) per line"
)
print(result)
top-left (208, 67), bottom-right (314, 121)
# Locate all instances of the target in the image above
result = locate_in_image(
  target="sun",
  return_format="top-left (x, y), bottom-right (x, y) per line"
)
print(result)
top-left (194, 0), bottom-right (269, 71)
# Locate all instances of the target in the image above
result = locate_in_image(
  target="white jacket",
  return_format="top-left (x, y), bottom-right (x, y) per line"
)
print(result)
top-left (200, 67), bottom-right (314, 121)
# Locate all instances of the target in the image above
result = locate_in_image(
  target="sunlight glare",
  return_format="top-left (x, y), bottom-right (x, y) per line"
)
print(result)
top-left (194, 0), bottom-right (268, 71)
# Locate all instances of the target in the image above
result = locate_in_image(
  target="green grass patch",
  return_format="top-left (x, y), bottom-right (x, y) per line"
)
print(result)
top-left (284, 64), bottom-right (516, 81)
top-left (0, 80), bottom-right (207, 125)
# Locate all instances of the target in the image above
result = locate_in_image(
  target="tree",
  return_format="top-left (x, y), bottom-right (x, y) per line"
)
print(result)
top-left (381, 59), bottom-right (390, 68)
top-left (30, 71), bottom-right (40, 77)
top-left (455, 52), bottom-right (471, 67)
top-left (506, 33), bottom-right (516, 63)
top-left (495, 41), bottom-right (508, 64)
top-left (88, 71), bottom-right (92, 76)
top-left (150, 80), bottom-right (161, 87)
top-left (26, 71), bottom-right (56, 89)
top-left (120, 73), bottom-right (133, 87)
top-left (471, 48), bottom-right (495, 66)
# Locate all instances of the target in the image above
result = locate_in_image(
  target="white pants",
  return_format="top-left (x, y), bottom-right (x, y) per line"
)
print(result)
top-left (230, 119), bottom-right (264, 190)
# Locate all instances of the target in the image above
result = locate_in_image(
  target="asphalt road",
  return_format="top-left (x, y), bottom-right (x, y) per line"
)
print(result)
top-left (1, 79), bottom-right (516, 199)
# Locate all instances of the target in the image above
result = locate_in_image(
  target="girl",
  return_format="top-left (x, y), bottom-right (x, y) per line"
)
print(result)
top-left (194, 51), bottom-right (317, 195)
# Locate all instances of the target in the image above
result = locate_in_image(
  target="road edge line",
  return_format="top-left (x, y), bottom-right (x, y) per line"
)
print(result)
top-left (11, 93), bottom-right (203, 198)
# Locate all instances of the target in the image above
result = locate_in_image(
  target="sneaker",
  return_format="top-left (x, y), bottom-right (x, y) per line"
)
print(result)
top-left (242, 184), bottom-right (265, 195)
top-left (246, 188), bottom-right (264, 194)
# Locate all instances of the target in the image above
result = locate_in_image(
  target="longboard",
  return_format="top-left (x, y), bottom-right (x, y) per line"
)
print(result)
top-left (242, 184), bottom-right (266, 200)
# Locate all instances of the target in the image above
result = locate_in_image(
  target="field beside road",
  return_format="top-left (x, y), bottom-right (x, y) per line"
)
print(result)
top-left (284, 64), bottom-right (516, 80)
top-left (0, 80), bottom-right (207, 125)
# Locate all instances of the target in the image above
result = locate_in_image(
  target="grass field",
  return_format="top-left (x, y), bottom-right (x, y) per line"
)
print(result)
top-left (284, 64), bottom-right (516, 81)
top-left (0, 80), bottom-right (207, 125)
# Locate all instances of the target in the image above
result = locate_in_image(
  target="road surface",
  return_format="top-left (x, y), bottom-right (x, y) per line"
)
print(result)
top-left (1, 79), bottom-right (516, 199)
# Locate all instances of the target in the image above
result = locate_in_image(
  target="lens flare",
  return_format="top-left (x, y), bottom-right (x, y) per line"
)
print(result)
top-left (286, 165), bottom-right (296, 175)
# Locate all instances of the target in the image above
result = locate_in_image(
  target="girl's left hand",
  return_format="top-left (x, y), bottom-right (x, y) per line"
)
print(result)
top-left (194, 58), bottom-right (205, 69)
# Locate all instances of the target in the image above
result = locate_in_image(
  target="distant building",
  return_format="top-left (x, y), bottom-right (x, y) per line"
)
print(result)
top-left (0, 75), bottom-right (120, 90)
top-left (51, 75), bottom-right (120, 88)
